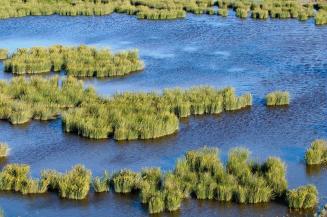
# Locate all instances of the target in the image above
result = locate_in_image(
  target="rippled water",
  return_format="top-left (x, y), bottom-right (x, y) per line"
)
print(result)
top-left (0, 13), bottom-right (326, 217)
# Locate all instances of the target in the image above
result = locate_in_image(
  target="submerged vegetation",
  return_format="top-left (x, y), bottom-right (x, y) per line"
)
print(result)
top-left (4, 45), bottom-right (144, 77)
top-left (0, 76), bottom-right (252, 140)
top-left (0, 143), bottom-right (9, 158)
top-left (305, 139), bottom-right (327, 165)
top-left (265, 91), bottom-right (290, 106)
top-left (0, 147), bottom-right (318, 213)
top-left (0, 0), bottom-right (326, 25)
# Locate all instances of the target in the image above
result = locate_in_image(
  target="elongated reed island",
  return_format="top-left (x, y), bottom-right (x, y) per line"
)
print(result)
top-left (4, 45), bottom-right (144, 77)
top-left (305, 139), bottom-right (327, 165)
top-left (266, 91), bottom-right (290, 106)
top-left (0, 0), bottom-right (326, 25)
top-left (0, 147), bottom-right (318, 213)
top-left (0, 76), bottom-right (252, 140)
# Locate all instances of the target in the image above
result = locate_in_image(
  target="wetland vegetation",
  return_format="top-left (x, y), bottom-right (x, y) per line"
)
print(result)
top-left (265, 91), bottom-right (290, 106)
top-left (0, 143), bottom-right (9, 158)
top-left (0, 76), bottom-right (252, 140)
top-left (0, 146), bottom-right (319, 213)
top-left (0, 0), bottom-right (326, 25)
top-left (305, 139), bottom-right (327, 165)
top-left (3, 45), bottom-right (144, 77)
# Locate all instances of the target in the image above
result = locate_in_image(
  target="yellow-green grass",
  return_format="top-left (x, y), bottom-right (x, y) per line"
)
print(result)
top-left (0, 146), bottom-right (319, 213)
top-left (0, 49), bottom-right (8, 60)
top-left (0, 143), bottom-right (9, 158)
top-left (266, 91), bottom-right (290, 106)
top-left (305, 139), bottom-right (327, 165)
top-left (4, 45), bottom-right (144, 77)
top-left (0, 0), bottom-right (325, 25)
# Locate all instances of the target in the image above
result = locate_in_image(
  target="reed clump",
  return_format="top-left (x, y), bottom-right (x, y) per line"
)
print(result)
top-left (287, 184), bottom-right (318, 209)
top-left (305, 139), bottom-right (327, 165)
top-left (4, 45), bottom-right (144, 77)
top-left (265, 91), bottom-right (290, 106)
top-left (0, 49), bottom-right (8, 60)
top-left (112, 170), bottom-right (140, 193)
top-left (0, 143), bottom-right (9, 158)
top-left (93, 171), bottom-right (110, 193)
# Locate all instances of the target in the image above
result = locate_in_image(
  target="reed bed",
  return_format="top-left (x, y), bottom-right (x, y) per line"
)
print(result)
top-left (265, 91), bottom-right (290, 106)
top-left (0, 143), bottom-right (9, 158)
top-left (63, 86), bottom-right (252, 140)
top-left (0, 49), bottom-right (8, 60)
top-left (305, 139), bottom-right (327, 165)
top-left (287, 185), bottom-right (318, 209)
top-left (4, 45), bottom-right (144, 77)
top-left (0, 0), bottom-right (325, 24)
top-left (0, 146), bottom-right (319, 213)
top-left (0, 77), bottom-right (252, 140)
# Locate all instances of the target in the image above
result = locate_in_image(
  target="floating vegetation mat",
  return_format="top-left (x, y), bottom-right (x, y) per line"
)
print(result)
top-left (3, 45), bottom-right (144, 77)
top-left (0, 147), bottom-right (318, 213)
top-left (0, 0), bottom-right (326, 24)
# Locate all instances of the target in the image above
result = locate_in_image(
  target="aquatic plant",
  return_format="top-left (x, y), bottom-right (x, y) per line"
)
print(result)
top-left (0, 0), bottom-right (324, 24)
top-left (4, 45), bottom-right (144, 77)
top-left (287, 184), bottom-right (318, 209)
top-left (112, 169), bottom-right (140, 193)
top-left (0, 143), bottom-right (9, 158)
top-left (0, 49), bottom-right (8, 60)
top-left (315, 10), bottom-right (327, 25)
top-left (93, 171), bottom-right (110, 193)
top-left (265, 91), bottom-right (290, 106)
top-left (57, 165), bottom-right (91, 200)
top-left (305, 139), bottom-right (327, 165)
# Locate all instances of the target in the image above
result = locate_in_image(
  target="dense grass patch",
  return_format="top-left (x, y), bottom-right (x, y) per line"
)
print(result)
top-left (305, 139), bottom-right (327, 165)
top-left (4, 45), bottom-right (144, 77)
top-left (0, 49), bottom-right (8, 60)
top-left (0, 146), bottom-right (319, 213)
top-left (0, 143), bottom-right (9, 158)
top-left (0, 0), bottom-right (325, 24)
top-left (287, 185), bottom-right (318, 209)
top-left (265, 91), bottom-right (290, 106)
top-left (63, 86), bottom-right (252, 140)
top-left (0, 77), bottom-right (252, 140)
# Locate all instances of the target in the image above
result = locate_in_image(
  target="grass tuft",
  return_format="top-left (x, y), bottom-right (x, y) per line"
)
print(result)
top-left (305, 139), bottom-right (327, 165)
top-left (266, 91), bottom-right (290, 106)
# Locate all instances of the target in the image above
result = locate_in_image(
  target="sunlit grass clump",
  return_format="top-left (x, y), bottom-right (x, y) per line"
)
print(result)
top-left (0, 49), bottom-right (8, 60)
top-left (287, 184), bottom-right (318, 209)
top-left (265, 91), bottom-right (290, 106)
top-left (0, 143), bottom-right (9, 158)
top-left (63, 86), bottom-right (252, 140)
top-left (112, 170), bottom-right (140, 193)
top-left (305, 139), bottom-right (327, 165)
top-left (93, 171), bottom-right (110, 193)
top-left (4, 45), bottom-right (144, 77)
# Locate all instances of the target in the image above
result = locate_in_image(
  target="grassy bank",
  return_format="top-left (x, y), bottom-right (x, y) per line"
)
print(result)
top-left (0, 0), bottom-right (326, 25)
top-left (0, 146), bottom-right (318, 212)
top-left (4, 45), bottom-right (144, 77)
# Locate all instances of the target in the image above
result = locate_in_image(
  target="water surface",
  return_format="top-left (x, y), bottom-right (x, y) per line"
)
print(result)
top-left (0, 14), bottom-right (326, 217)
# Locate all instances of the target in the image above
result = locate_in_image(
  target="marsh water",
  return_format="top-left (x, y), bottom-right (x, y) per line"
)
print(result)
top-left (0, 13), bottom-right (327, 217)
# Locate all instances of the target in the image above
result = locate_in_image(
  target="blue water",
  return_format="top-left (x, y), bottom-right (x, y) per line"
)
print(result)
top-left (0, 13), bottom-right (326, 217)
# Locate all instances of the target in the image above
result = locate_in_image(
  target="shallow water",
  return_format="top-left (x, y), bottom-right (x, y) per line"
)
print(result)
top-left (0, 14), bottom-right (326, 217)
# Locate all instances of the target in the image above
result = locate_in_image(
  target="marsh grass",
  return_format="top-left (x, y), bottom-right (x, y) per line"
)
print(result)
top-left (305, 139), bottom-right (327, 165)
top-left (93, 171), bottom-right (110, 193)
top-left (5, 45), bottom-right (144, 77)
top-left (0, 49), bottom-right (8, 60)
top-left (0, 143), bottom-right (9, 158)
top-left (287, 185), bottom-right (318, 209)
top-left (0, 0), bottom-right (324, 24)
top-left (265, 91), bottom-right (290, 106)
top-left (0, 147), bottom-right (319, 213)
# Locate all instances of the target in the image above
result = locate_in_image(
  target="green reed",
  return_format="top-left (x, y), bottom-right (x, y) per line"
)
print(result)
top-left (305, 139), bottom-right (327, 165)
top-left (287, 184), bottom-right (318, 209)
top-left (4, 45), bottom-right (144, 77)
top-left (266, 91), bottom-right (290, 106)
